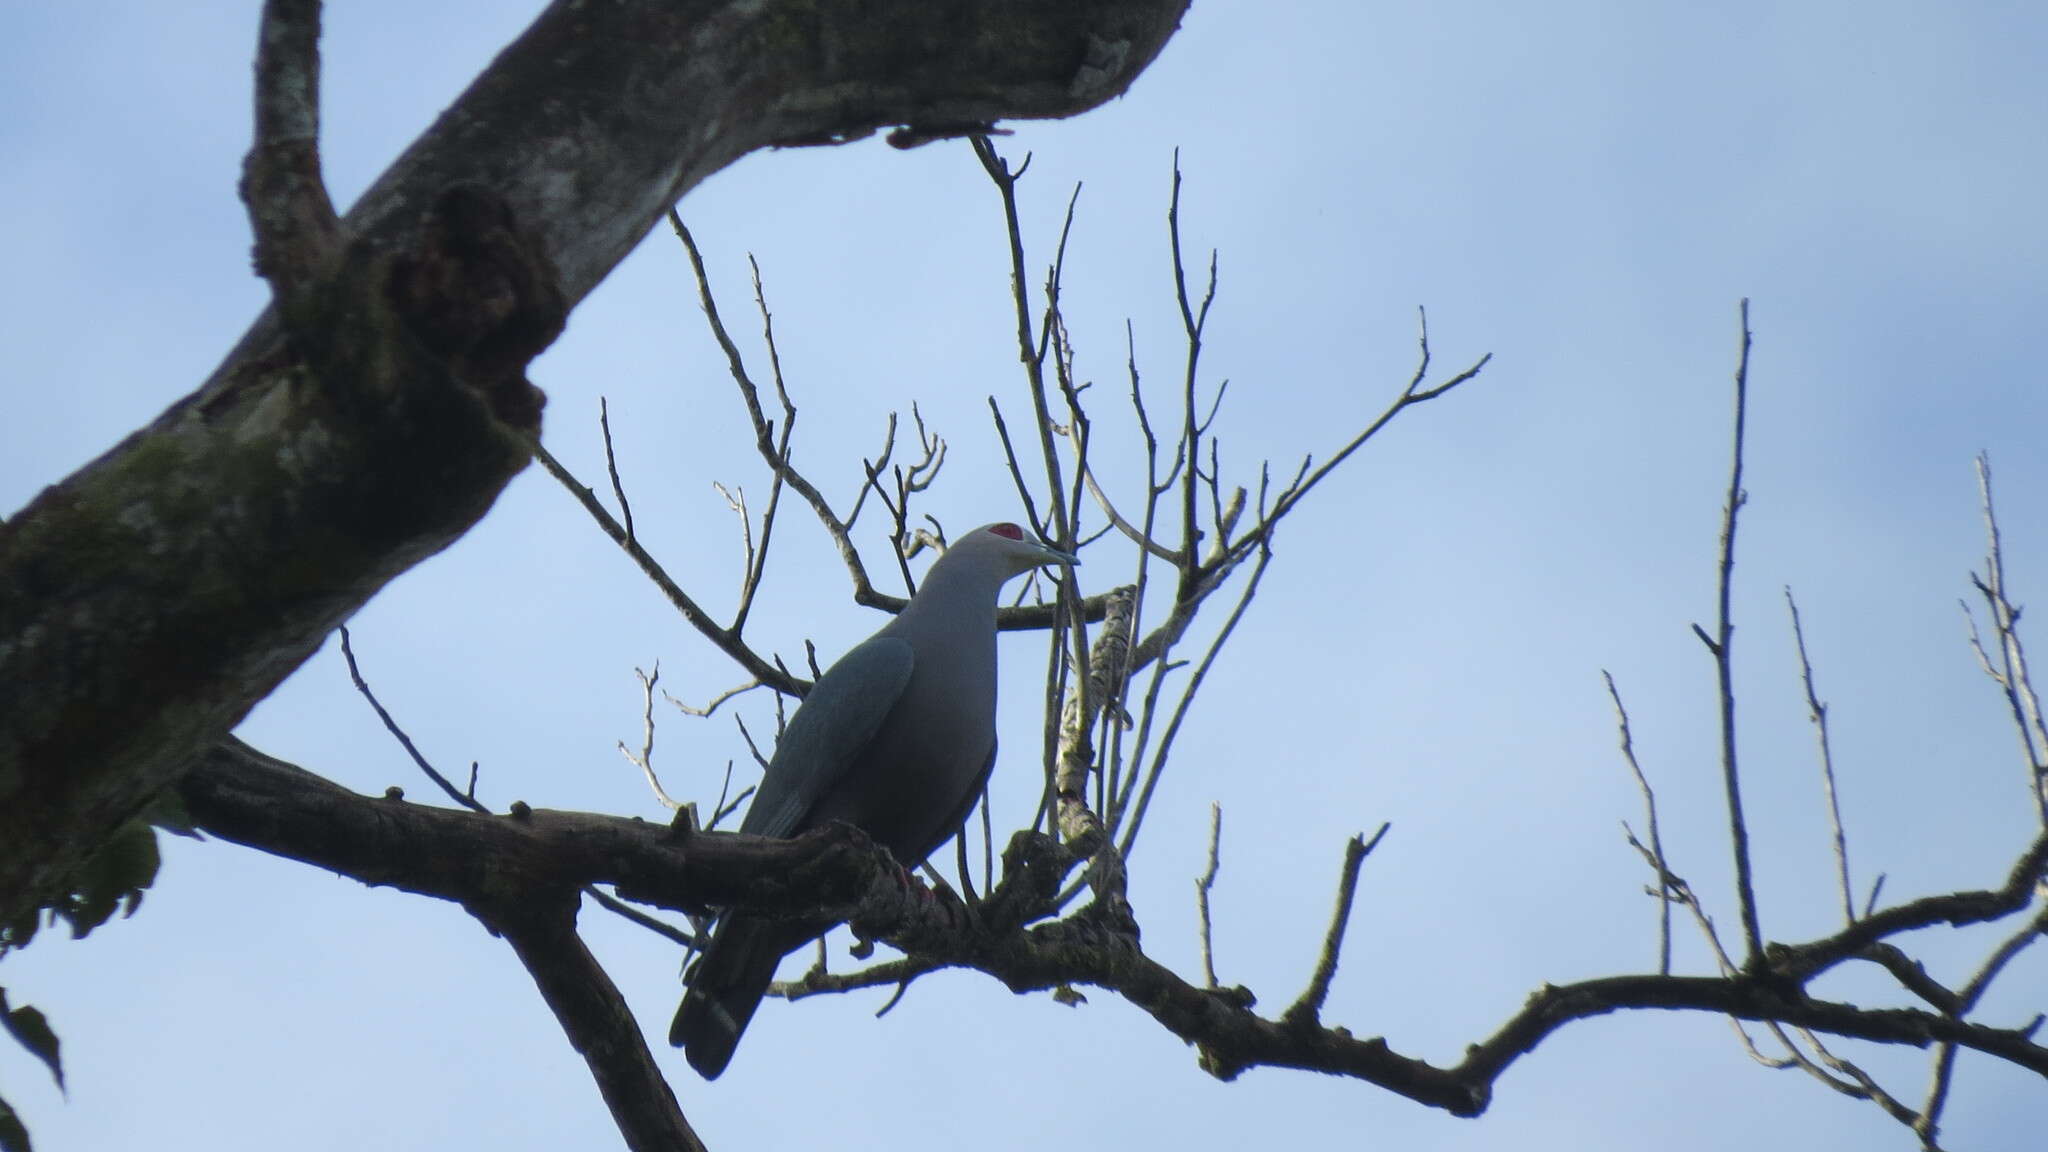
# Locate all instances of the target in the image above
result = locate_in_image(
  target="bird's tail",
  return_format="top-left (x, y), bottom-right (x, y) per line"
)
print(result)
top-left (669, 915), bottom-right (808, 1079)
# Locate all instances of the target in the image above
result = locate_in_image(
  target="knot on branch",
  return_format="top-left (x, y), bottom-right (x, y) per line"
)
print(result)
top-left (989, 830), bottom-right (1072, 918)
top-left (385, 184), bottom-right (564, 428)
top-left (1030, 893), bottom-right (1143, 958)
top-left (758, 821), bottom-right (902, 919)
top-left (1196, 1042), bottom-right (1246, 1082)
top-left (1210, 983), bottom-right (1256, 1010)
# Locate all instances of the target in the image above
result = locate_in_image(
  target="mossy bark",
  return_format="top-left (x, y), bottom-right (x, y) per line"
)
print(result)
top-left (0, 0), bottom-right (1189, 925)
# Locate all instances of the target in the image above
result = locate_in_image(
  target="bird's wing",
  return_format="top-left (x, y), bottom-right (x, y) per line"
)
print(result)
top-left (737, 635), bottom-right (915, 839)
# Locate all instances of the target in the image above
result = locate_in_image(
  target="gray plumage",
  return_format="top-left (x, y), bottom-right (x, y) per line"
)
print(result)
top-left (670, 523), bottom-right (1077, 1078)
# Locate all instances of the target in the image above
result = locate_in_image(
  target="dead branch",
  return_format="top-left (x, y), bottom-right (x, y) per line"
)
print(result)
top-left (1283, 825), bottom-right (1389, 1028)
top-left (619, 665), bottom-right (682, 811)
top-left (1195, 802), bottom-right (1223, 989)
top-left (1962, 454), bottom-right (2048, 825)
top-left (530, 435), bottom-right (806, 697)
top-left (599, 398), bottom-right (638, 545)
top-left (1696, 298), bottom-right (1765, 967)
top-left (1117, 540), bottom-right (1275, 861)
top-left (669, 213), bottom-right (1120, 632)
top-left (340, 625), bottom-right (484, 814)
top-left (1786, 587), bottom-right (1857, 924)
top-left (1605, 671), bottom-right (1674, 974)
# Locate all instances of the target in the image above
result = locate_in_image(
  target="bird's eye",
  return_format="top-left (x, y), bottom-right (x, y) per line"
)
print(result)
top-left (989, 523), bottom-right (1024, 540)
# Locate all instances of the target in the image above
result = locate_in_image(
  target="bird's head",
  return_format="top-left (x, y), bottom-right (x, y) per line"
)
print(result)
top-left (938, 522), bottom-right (1080, 582)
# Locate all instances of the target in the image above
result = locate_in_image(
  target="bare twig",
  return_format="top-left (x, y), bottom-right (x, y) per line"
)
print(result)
top-left (1962, 454), bottom-right (2048, 825)
top-left (1221, 308), bottom-right (1489, 574)
top-left (729, 255), bottom-right (794, 636)
top-left (865, 461), bottom-right (920, 597)
top-left (1080, 461), bottom-right (1182, 562)
top-left (1166, 149), bottom-right (1216, 590)
top-left (664, 679), bottom-right (766, 719)
top-left (1285, 823), bottom-right (1389, 1027)
top-left (847, 412), bottom-right (898, 537)
top-left (342, 632), bottom-right (696, 954)
top-left (1920, 490), bottom-right (2048, 1143)
top-left (1621, 840), bottom-right (1927, 1125)
top-left (1195, 802), bottom-right (1223, 989)
top-left (987, 397), bottom-right (1046, 536)
top-left (1104, 322), bottom-right (1166, 823)
top-left (617, 665), bottom-right (681, 811)
top-left (1788, 1027), bottom-right (1925, 1129)
top-left (710, 784), bottom-right (756, 832)
top-left (1118, 540), bottom-right (1275, 861)
top-left (734, 713), bottom-right (771, 772)
top-left (528, 435), bottom-right (805, 697)
top-left (1605, 671), bottom-right (1673, 974)
top-left (586, 890), bottom-right (697, 951)
top-left (339, 625), bottom-right (484, 813)
top-left (972, 137), bottom-right (1073, 551)
top-left (669, 212), bottom-right (889, 611)
top-left (599, 397), bottom-right (637, 544)
top-left (775, 954), bottom-right (947, 1003)
top-left (1786, 587), bottom-right (1856, 924)
top-left (954, 825), bottom-right (980, 906)
top-left (1919, 903), bottom-right (2048, 1144)
top-left (980, 784), bottom-right (995, 897)
top-left (1611, 660), bottom-right (1938, 1137)
top-left (1696, 298), bottom-right (1765, 968)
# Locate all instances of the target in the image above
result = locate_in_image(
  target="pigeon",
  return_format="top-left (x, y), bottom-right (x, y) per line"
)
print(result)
top-left (670, 522), bottom-right (1078, 1078)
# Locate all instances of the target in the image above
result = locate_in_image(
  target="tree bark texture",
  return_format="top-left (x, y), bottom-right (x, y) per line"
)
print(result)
top-left (0, 0), bottom-right (1189, 925)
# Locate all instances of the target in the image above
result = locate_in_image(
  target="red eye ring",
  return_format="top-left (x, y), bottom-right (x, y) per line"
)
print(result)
top-left (989, 523), bottom-right (1024, 540)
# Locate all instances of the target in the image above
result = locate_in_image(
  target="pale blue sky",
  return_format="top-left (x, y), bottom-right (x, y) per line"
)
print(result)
top-left (4, 3), bottom-right (2045, 1149)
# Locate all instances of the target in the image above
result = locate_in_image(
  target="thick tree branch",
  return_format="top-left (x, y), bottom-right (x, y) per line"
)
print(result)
top-left (1447, 974), bottom-right (2048, 1098)
top-left (241, 0), bottom-right (340, 305)
top-left (1765, 826), bottom-right (2048, 983)
top-left (0, 178), bottom-right (560, 925)
top-left (179, 738), bottom-right (924, 924)
top-left (494, 903), bottom-right (708, 1152)
top-left (0, 0), bottom-right (1190, 925)
top-left (178, 737), bottom-right (2048, 1128)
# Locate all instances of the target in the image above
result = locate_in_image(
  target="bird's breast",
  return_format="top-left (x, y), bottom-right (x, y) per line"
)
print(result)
top-left (807, 638), bottom-right (997, 865)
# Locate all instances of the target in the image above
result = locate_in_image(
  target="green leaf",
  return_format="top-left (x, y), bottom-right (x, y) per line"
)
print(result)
top-left (1, 816), bottom-right (162, 963)
top-left (0, 991), bottom-right (62, 1093)
top-left (63, 821), bottom-right (160, 941)
top-left (0, 1093), bottom-right (33, 1152)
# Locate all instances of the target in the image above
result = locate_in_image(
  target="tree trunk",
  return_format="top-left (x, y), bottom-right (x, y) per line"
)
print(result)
top-left (0, 0), bottom-right (1188, 926)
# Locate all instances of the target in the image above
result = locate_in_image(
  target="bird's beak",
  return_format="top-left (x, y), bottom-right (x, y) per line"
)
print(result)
top-left (1038, 541), bottom-right (1080, 567)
